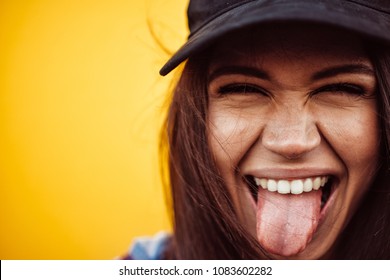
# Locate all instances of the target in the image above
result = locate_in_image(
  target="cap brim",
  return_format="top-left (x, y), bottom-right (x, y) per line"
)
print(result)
top-left (160, 0), bottom-right (390, 76)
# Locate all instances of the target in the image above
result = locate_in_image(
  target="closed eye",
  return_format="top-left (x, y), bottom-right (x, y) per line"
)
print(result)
top-left (218, 83), bottom-right (267, 95)
top-left (311, 83), bottom-right (367, 96)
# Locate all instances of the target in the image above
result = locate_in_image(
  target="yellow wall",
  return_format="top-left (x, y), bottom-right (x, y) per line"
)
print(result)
top-left (0, 0), bottom-right (188, 259)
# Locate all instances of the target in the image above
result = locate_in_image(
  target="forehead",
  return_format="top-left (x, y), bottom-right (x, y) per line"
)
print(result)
top-left (209, 23), bottom-right (368, 69)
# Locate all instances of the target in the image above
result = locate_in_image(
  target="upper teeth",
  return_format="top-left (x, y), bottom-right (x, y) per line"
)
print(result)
top-left (254, 176), bottom-right (329, 195)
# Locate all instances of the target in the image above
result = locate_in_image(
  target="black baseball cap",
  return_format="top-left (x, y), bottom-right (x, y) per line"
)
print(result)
top-left (159, 0), bottom-right (390, 76)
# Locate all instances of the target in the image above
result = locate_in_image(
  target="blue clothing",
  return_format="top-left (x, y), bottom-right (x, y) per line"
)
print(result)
top-left (126, 231), bottom-right (170, 260)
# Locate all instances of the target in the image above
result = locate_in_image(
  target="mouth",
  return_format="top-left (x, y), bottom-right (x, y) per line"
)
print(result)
top-left (245, 175), bottom-right (334, 210)
top-left (244, 174), bottom-right (337, 257)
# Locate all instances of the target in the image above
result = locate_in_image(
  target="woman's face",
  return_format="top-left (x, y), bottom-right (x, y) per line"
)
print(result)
top-left (207, 25), bottom-right (380, 259)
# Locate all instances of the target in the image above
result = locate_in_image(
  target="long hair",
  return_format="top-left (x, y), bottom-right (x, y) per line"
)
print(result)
top-left (336, 44), bottom-right (390, 259)
top-left (161, 42), bottom-right (390, 259)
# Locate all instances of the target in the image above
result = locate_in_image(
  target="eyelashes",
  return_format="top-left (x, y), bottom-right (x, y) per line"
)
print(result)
top-left (218, 83), bottom-right (267, 95)
top-left (217, 82), bottom-right (367, 96)
top-left (311, 83), bottom-right (367, 96)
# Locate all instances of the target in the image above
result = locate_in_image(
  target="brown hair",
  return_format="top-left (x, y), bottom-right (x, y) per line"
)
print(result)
top-left (161, 41), bottom-right (390, 260)
top-left (336, 45), bottom-right (390, 259)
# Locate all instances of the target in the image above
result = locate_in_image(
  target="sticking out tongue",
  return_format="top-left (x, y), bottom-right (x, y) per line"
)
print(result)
top-left (256, 188), bottom-right (322, 257)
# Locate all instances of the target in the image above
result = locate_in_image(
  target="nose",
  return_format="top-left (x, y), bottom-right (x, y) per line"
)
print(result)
top-left (261, 108), bottom-right (321, 159)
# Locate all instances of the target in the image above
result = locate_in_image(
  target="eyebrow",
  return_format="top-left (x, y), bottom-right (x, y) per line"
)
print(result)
top-left (208, 66), bottom-right (271, 82)
top-left (310, 64), bottom-right (375, 81)
top-left (208, 63), bottom-right (375, 83)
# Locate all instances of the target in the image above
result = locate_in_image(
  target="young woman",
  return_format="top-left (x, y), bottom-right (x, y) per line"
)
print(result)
top-left (129, 0), bottom-right (390, 259)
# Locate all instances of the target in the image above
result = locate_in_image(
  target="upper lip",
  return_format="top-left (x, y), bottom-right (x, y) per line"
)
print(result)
top-left (245, 168), bottom-right (340, 180)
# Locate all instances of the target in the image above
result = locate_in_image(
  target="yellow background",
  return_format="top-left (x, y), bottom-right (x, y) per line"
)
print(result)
top-left (0, 0), bottom-right (188, 259)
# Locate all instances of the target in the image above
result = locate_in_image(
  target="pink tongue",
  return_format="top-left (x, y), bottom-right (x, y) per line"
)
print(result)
top-left (256, 188), bottom-right (321, 257)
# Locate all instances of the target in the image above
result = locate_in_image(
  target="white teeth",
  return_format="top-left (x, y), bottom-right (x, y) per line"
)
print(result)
top-left (303, 178), bottom-right (313, 192)
top-left (254, 177), bottom-right (268, 189)
top-left (267, 179), bottom-right (277, 192)
top-left (313, 177), bottom-right (321, 190)
top-left (290, 180), bottom-right (304, 194)
top-left (259, 178), bottom-right (267, 189)
top-left (277, 180), bottom-right (290, 194)
top-left (253, 176), bottom-right (330, 195)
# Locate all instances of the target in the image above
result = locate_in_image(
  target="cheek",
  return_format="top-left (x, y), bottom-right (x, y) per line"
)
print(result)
top-left (324, 108), bottom-right (379, 167)
top-left (318, 104), bottom-right (380, 198)
top-left (208, 107), bottom-right (262, 171)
